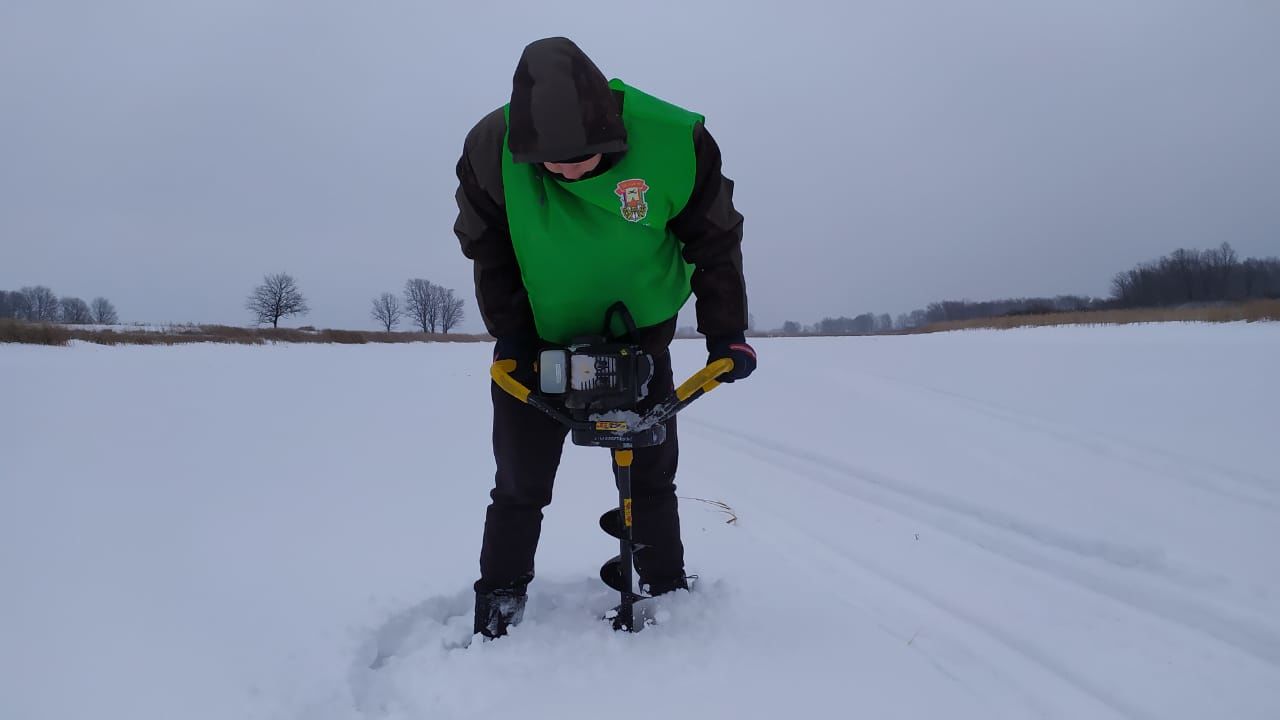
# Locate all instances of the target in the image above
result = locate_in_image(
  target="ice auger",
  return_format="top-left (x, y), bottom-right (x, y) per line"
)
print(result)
top-left (489, 303), bottom-right (732, 632)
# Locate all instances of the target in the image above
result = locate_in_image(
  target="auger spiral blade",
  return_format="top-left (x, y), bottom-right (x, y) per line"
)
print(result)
top-left (599, 508), bottom-right (648, 548)
top-left (600, 554), bottom-right (632, 595)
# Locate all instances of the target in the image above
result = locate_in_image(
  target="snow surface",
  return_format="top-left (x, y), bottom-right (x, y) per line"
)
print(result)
top-left (2, 323), bottom-right (1278, 720)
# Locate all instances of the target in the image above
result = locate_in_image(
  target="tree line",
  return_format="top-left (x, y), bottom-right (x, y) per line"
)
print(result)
top-left (779, 243), bottom-right (1280, 334)
top-left (1110, 243), bottom-right (1280, 308)
top-left (244, 272), bottom-right (466, 333)
top-left (783, 295), bottom-right (1109, 334)
top-left (913, 294), bottom-right (1104, 326)
top-left (0, 286), bottom-right (119, 324)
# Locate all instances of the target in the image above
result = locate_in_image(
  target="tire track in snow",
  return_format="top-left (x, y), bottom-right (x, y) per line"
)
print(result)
top-left (705, 506), bottom-right (1024, 718)
top-left (722, 469), bottom-right (1154, 720)
top-left (690, 419), bottom-right (1280, 670)
top-left (863, 373), bottom-right (1280, 512)
top-left (697, 415), bottom-right (1215, 588)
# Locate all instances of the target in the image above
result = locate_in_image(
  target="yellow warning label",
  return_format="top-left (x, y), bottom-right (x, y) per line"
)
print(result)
top-left (596, 421), bottom-right (628, 432)
top-left (624, 499), bottom-right (633, 527)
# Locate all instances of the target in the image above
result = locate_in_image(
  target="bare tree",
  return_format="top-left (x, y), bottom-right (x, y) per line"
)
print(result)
top-left (20, 286), bottom-right (60, 322)
top-left (439, 288), bottom-right (465, 333)
top-left (781, 320), bottom-right (801, 335)
top-left (9, 291), bottom-right (31, 320)
top-left (59, 297), bottom-right (94, 324)
top-left (0, 290), bottom-right (17, 319)
top-left (403, 278), bottom-right (440, 332)
top-left (370, 292), bottom-right (402, 332)
top-left (876, 313), bottom-right (893, 332)
top-left (246, 272), bottom-right (310, 328)
top-left (91, 297), bottom-right (119, 325)
top-left (426, 283), bottom-right (449, 332)
top-left (1205, 241), bottom-right (1239, 300)
top-left (1239, 257), bottom-right (1280, 299)
top-left (403, 278), bottom-right (430, 332)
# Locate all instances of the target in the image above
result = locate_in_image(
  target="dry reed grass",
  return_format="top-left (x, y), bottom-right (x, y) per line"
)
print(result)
top-left (912, 299), bottom-right (1280, 334)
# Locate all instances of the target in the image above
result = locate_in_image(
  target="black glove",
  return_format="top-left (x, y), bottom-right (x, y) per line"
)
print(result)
top-left (493, 336), bottom-right (538, 387)
top-left (706, 333), bottom-right (757, 383)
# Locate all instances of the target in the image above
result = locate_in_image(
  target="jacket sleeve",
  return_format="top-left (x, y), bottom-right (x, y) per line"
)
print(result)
top-left (668, 122), bottom-right (749, 339)
top-left (453, 109), bottom-right (538, 341)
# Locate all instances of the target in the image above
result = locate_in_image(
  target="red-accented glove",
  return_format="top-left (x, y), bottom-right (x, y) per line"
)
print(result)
top-left (706, 333), bottom-right (757, 383)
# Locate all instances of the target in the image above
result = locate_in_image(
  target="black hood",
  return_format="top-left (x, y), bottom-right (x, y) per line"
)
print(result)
top-left (508, 37), bottom-right (627, 164)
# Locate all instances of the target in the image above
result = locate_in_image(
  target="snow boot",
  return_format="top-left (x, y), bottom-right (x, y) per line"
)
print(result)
top-left (641, 574), bottom-right (693, 597)
top-left (474, 587), bottom-right (527, 639)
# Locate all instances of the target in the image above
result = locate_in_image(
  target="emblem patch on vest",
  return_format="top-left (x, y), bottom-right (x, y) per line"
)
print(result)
top-left (615, 179), bottom-right (650, 223)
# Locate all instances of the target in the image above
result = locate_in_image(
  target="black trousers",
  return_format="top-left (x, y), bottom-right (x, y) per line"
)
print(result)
top-left (476, 350), bottom-right (685, 594)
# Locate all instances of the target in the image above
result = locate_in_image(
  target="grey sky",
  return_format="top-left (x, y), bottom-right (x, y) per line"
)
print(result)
top-left (2, 1), bottom-right (1277, 332)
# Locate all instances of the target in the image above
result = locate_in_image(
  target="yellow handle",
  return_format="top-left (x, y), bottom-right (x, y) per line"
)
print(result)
top-left (496, 357), bottom-right (731, 406)
top-left (675, 358), bottom-right (734, 402)
top-left (490, 359), bottom-right (531, 403)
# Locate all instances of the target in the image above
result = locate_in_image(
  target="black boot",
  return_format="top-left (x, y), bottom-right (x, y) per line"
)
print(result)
top-left (641, 575), bottom-right (691, 597)
top-left (474, 587), bottom-right (527, 639)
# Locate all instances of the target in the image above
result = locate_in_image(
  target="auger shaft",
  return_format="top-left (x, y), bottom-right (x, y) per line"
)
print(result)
top-left (611, 448), bottom-right (637, 631)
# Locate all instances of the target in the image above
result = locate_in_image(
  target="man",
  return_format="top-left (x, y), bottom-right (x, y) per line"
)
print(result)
top-left (453, 36), bottom-right (756, 639)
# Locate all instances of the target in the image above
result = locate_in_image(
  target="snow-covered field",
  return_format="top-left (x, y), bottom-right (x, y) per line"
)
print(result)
top-left (3, 324), bottom-right (1278, 720)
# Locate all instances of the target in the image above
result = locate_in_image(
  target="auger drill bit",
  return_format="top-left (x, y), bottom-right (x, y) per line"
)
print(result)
top-left (600, 448), bottom-right (645, 631)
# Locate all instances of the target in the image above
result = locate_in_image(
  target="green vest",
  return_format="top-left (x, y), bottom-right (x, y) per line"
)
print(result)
top-left (501, 79), bottom-right (703, 344)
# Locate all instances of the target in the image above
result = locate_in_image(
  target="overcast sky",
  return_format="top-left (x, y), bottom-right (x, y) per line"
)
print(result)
top-left (2, 1), bottom-right (1277, 332)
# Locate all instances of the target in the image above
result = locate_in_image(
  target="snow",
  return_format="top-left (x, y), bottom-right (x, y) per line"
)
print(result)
top-left (588, 409), bottom-right (645, 426)
top-left (2, 323), bottom-right (1278, 720)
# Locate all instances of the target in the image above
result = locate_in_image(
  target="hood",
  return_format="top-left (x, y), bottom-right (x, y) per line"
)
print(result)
top-left (508, 37), bottom-right (628, 164)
